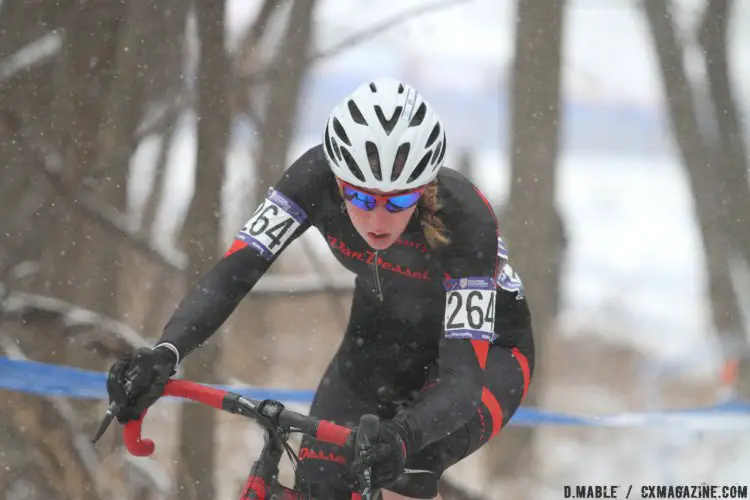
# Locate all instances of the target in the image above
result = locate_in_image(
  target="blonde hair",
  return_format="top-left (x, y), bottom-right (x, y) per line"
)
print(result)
top-left (416, 180), bottom-right (451, 248)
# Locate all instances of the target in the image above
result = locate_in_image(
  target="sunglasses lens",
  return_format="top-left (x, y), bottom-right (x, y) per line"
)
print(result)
top-left (343, 185), bottom-right (377, 211)
top-left (386, 191), bottom-right (422, 212)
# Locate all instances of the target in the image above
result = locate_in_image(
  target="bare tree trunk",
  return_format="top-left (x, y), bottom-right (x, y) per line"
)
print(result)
top-left (232, 0), bottom-right (286, 135)
top-left (253, 0), bottom-right (318, 200)
top-left (117, 0), bottom-right (189, 345)
top-left (93, 0), bottom-right (163, 342)
top-left (0, 1), bottom-right (62, 255)
top-left (175, 1), bottom-right (231, 497)
top-left (698, 0), bottom-right (750, 266)
top-left (697, 0), bottom-right (750, 398)
top-left (234, 0), bottom-right (285, 78)
top-left (454, 149), bottom-right (477, 183)
top-left (642, 0), bottom-right (745, 371)
top-left (228, 0), bottom-right (321, 383)
top-left (1, 1), bottom-right (131, 497)
top-left (136, 119), bottom-right (181, 336)
top-left (489, 0), bottom-right (567, 494)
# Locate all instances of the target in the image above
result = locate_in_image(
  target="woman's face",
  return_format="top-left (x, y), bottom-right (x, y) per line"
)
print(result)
top-left (345, 196), bottom-right (417, 250)
top-left (338, 152), bottom-right (422, 250)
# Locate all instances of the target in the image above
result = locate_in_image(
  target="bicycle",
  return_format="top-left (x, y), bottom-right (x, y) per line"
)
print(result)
top-left (93, 379), bottom-right (382, 500)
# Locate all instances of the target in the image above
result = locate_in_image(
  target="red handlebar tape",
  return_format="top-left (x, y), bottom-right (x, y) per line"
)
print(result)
top-left (123, 380), bottom-right (228, 456)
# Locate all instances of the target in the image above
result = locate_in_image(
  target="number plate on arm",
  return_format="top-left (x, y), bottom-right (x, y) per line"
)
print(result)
top-left (238, 188), bottom-right (307, 260)
top-left (444, 277), bottom-right (496, 342)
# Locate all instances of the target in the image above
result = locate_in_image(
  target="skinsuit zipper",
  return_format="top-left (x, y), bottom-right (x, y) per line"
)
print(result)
top-left (372, 249), bottom-right (384, 301)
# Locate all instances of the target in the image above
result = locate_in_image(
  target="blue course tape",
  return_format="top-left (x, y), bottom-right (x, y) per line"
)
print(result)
top-left (2, 356), bottom-right (749, 427)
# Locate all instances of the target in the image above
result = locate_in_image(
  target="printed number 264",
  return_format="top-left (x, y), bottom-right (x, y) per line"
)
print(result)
top-left (446, 290), bottom-right (495, 330)
top-left (246, 202), bottom-right (295, 249)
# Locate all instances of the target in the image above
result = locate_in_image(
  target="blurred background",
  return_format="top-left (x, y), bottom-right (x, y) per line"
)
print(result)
top-left (1, 0), bottom-right (749, 498)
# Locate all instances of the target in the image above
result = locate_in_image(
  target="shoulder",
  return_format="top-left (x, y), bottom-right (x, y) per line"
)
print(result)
top-left (433, 168), bottom-right (499, 276)
top-left (279, 144), bottom-right (334, 187)
top-left (436, 168), bottom-right (498, 237)
top-left (273, 144), bottom-right (336, 213)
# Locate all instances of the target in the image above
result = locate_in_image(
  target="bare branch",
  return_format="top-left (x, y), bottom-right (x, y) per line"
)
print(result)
top-left (239, 0), bottom-right (473, 86)
top-left (42, 162), bottom-right (189, 270)
top-left (234, 0), bottom-right (285, 67)
top-left (0, 30), bottom-right (62, 84)
top-left (5, 108), bottom-right (356, 297)
top-left (83, 90), bottom-right (190, 191)
top-left (136, 91), bottom-right (191, 140)
top-left (0, 283), bottom-right (152, 350)
top-left (232, 0), bottom-right (287, 131)
top-left (3, 108), bottom-right (188, 271)
top-left (0, 178), bottom-right (50, 280)
top-left (141, 115), bottom-right (179, 237)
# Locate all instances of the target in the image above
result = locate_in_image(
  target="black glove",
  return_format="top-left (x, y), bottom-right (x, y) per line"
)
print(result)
top-left (106, 346), bottom-right (177, 423)
top-left (351, 420), bottom-right (410, 490)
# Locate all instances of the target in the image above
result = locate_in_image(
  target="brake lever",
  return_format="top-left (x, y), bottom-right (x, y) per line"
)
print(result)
top-left (91, 367), bottom-right (139, 444)
top-left (91, 403), bottom-right (118, 443)
top-left (355, 414), bottom-right (379, 499)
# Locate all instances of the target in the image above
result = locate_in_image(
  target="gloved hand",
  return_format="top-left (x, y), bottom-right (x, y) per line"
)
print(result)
top-left (350, 419), bottom-right (410, 490)
top-left (106, 346), bottom-right (177, 423)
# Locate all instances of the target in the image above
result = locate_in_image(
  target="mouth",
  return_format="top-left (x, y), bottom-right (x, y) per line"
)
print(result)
top-left (367, 231), bottom-right (390, 241)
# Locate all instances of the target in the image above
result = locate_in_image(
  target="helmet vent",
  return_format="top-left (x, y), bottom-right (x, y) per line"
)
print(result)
top-left (348, 100), bottom-right (368, 125)
top-left (431, 142), bottom-right (441, 165)
top-left (324, 126), bottom-right (336, 162)
top-left (340, 148), bottom-right (366, 183)
top-left (365, 141), bottom-right (382, 181)
top-left (408, 152), bottom-right (432, 184)
top-left (436, 134), bottom-right (447, 165)
top-left (425, 122), bottom-right (441, 148)
top-left (409, 102), bottom-right (426, 128)
top-left (332, 117), bottom-right (351, 146)
top-left (374, 105), bottom-right (402, 135)
top-left (392, 143), bottom-right (411, 181)
top-left (331, 137), bottom-right (342, 162)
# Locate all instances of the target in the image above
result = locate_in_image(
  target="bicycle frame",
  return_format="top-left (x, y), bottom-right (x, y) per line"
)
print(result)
top-left (120, 379), bottom-right (374, 500)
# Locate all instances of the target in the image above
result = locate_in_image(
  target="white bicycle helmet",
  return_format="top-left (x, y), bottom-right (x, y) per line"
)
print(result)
top-left (323, 77), bottom-right (447, 192)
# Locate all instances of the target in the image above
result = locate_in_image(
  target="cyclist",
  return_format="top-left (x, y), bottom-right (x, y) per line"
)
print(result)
top-left (106, 77), bottom-right (534, 500)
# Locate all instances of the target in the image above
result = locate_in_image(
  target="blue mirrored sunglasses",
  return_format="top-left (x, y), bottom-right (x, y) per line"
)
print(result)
top-left (340, 182), bottom-right (425, 213)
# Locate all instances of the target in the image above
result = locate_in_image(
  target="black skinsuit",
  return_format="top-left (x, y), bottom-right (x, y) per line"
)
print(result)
top-left (157, 145), bottom-right (534, 498)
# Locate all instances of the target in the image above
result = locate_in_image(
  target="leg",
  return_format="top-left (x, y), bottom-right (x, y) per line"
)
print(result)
top-left (294, 360), bottom-right (379, 499)
top-left (385, 343), bottom-right (533, 499)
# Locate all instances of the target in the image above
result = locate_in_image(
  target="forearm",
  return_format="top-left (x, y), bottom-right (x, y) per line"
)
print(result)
top-left (157, 249), bottom-right (267, 358)
top-left (394, 363), bottom-right (483, 452)
top-left (393, 339), bottom-right (484, 452)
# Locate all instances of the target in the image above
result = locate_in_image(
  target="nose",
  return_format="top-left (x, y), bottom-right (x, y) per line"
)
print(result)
top-left (369, 206), bottom-right (392, 230)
